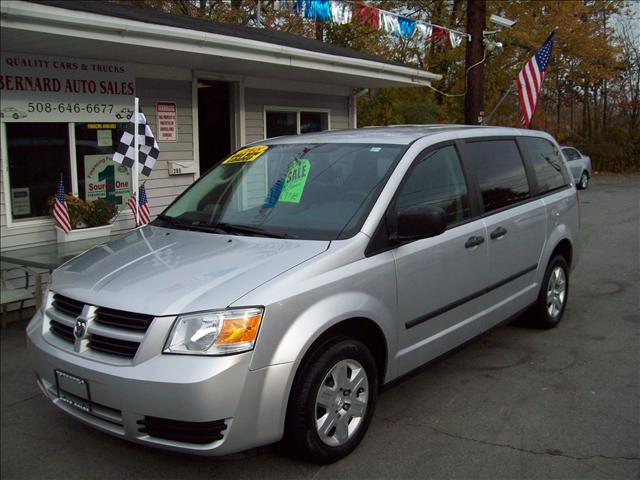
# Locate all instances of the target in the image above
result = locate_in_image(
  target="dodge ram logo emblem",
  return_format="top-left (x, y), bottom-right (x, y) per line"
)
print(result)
top-left (74, 319), bottom-right (87, 339)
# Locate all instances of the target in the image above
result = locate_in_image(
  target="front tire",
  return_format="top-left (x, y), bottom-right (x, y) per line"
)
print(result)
top-left (285, 338), bottom-right (378, 464)
top-left (532, 255), bottom-right (569, 329)
top-left (578, 172), bottom-right (589, 190)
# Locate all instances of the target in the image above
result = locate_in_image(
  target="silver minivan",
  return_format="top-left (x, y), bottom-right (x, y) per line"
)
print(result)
top-left (27, 126), bottom-right (579, 463)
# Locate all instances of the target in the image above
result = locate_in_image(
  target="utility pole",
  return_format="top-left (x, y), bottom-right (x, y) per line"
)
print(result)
top-left (464, 0), bottom-right (486, 125)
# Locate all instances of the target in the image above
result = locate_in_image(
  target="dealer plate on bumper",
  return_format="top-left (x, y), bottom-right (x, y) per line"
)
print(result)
top-left (55, 370), bottom-right (91, 412)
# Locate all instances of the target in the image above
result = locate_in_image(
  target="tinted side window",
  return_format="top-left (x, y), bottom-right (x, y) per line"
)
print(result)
top-left (524, 138), bottom-right (570, 193)
top-left (467, 140), bottom-right (530, 212)
top-left (562, 148), bottom-right (580, 161)
top-left (396, 145), bottom-right (471, 225)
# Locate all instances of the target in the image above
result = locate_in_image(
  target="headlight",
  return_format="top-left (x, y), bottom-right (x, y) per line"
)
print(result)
top-left (164, 307), bottom-right (264, 355)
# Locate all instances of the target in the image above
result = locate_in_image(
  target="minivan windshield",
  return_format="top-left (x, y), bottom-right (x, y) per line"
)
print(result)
top-left (159, 143), bottom-right (405, 240)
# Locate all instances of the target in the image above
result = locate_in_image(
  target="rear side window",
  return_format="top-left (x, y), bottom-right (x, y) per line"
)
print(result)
top-left (396, 145), bottom-right (471, 225)
top-left (466, 140), bottom-right (530, 212)
top-left (523, 138), bottom-right (570, 193)
top-left (562, 147), bottom-right (580, 161)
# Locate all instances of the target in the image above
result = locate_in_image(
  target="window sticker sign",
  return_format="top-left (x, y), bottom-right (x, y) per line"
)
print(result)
top-left (279, 159), bottom-right (311, 204)
top-left (0, 52), bottom-right (135, 122)
top-left (97, 129), bottom-right (113, 147)
top-left (11, 187), bottom-right (31, 216)
top-left (223, 145), bottom-right (269, 164)
top-left (156, 102), bottom-right (177, 142)
top-left (84, 154), bottom-right (131, 207)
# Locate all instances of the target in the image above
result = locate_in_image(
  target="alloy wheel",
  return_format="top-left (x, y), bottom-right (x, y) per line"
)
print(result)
top-left (546, 266), bottom-right (567, 319)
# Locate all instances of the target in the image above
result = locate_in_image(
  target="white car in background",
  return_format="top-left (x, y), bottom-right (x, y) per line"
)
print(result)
top-left (562, 146), bottom-right (592, 190)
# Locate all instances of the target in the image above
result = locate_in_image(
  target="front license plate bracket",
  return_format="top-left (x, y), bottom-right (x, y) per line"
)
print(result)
top-left (54, 370), bottom-right (92, 412)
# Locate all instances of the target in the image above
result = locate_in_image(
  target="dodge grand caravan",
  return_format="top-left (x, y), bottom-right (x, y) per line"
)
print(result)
top-left (27, 125), bottom-right (579, 463)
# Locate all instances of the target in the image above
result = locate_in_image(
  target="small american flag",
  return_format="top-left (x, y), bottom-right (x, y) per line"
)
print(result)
top-left (53, 177), bottom-right (72, 233)
top-left (127, 184), bottom-right (151, 226)
top-left (517, 31), bottom-right (555, 127)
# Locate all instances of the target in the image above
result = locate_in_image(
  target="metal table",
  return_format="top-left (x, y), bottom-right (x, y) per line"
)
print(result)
top-left (1, 235), bottom-right (122, 310)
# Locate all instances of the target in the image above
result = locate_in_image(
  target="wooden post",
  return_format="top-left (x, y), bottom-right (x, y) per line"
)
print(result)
top-left (464, 0), bottom-right (486, 125)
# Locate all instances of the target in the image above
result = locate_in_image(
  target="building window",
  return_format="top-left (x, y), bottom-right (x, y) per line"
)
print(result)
top-left (3, 121), bottom-right (130, 224)
top-left (266, 111), bottom-right (297, 138)
top-left (75, 123), bottom-right (132, 209)
top-left (6, 123), bottom-right (72, 220)
top-left (300, 111), bottom-right (328, 133)
top-left (265, 108), bottom-right (330, 138)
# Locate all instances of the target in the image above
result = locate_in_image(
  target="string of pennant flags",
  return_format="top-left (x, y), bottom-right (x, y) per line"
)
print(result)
top-left (287, 0), bottom-right (467, 48)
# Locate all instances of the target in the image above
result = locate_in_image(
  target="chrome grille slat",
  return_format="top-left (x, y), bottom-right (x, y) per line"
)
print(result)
top-left (96, 307), bottom-right (154, 331)
top-left (46, 307), bottom-right (77, 326)
top-left (87, 323), bottom-right (145, 343)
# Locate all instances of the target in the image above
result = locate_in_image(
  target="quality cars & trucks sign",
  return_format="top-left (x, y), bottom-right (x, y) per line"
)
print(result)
top-left (0, 52), bottom-right (135, 122)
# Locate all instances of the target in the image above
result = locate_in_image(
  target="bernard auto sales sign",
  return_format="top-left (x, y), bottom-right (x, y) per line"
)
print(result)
top-left (0, 52), bottom-right (135, 122)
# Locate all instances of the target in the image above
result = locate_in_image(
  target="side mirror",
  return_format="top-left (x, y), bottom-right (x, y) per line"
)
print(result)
top-left (395, 205), bottom-right (447, 240)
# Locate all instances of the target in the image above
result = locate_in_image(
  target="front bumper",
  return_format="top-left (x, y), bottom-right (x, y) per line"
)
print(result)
top-left (26, 309), bottom-right (294, 456)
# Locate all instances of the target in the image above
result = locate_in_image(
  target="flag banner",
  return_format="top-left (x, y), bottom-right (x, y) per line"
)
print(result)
top-left (113, 112), bottom-right (160, 176)
top-left (380, 11), bottom-right (401, 36)
top-left (53, 177), bottom-right (72, 233)
top-left (415, 23), bottom-right (433, 40)
top-left (398, 17), bottom-right (417, 39)
top-left (296, 0), bottom-right (332, 21)
top-left (291, 0), bottom-right (465, 46)
top-left (330, 0), bottom-right (351, 24)
top-left (449, 31), bottom-right (463, 49)
top-left (127, 184), bottom-right (151, 226)
top-left (517, 32), bottom-right (555, 126)
top-left (431, 26), bottom-right (449, 47)
top-left (357, 4), bottom-right (379, 29)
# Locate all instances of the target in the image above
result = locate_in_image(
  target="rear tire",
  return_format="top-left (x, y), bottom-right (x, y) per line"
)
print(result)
top-left (532, 255), bottom-right (569, 329)
top-left (285, 338), bottom-right (378, 464)
top-left (578, 172), bottom-right (589, 190)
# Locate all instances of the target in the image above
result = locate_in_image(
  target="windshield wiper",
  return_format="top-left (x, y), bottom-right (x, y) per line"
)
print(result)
top-left (156, 215), bottom-right (292, 238)
top-left (212, 222), bottom-right (296, 239)
top-left (156, 214), bottom-right (228, 234)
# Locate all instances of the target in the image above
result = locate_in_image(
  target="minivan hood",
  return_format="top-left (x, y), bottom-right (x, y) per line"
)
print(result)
top-left (52, 226), bottom-right (329, 315)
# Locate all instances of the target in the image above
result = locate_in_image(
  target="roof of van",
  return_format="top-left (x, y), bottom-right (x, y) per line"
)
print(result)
top-left (258, 125), bottom-right (550, 145)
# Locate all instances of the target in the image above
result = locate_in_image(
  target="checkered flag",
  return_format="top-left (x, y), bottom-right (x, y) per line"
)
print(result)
top-left (113, 112), bottom-right (160, 176)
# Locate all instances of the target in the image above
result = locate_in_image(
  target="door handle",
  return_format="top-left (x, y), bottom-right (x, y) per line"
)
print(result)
top-left (490, 226), bottom-right (508, 240)
top-left (465, 235), bottom-right (485, 249)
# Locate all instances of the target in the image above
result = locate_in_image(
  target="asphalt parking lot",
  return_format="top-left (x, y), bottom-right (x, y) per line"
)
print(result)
top-left (1, 175), bottom-right (638, 479)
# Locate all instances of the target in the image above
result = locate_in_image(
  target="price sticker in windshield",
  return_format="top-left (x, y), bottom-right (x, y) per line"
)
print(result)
top-left (223, 145), bottom-right (269, 164)
top-left (280, 159), bottom-right (311, 204)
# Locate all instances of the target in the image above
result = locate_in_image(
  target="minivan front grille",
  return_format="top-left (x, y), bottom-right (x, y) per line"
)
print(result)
top-left (49, 294), bottom-right (153, 360)
top-left (95, 307), bottom-right (154, 331)
top-left (137, 417), bottom-right (227, 444)
top-left (49, 320), bottom-right (75, 343)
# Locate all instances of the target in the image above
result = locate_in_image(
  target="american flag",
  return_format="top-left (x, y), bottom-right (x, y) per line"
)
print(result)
top-left (127, 184), bottom-right (151, 226)
top-left (517, 31), bottom-right (555, 127)
top-left (53, 177), bottom-right (72, 233)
